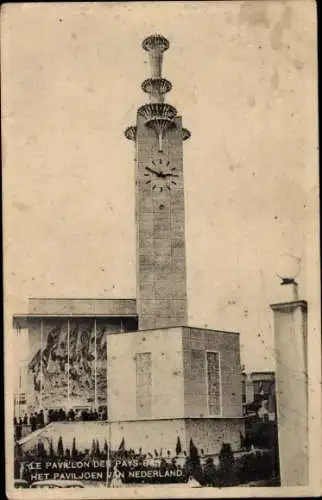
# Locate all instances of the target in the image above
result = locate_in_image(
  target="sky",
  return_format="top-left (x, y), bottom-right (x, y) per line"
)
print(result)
top-left (2, 1), bottom-right (319, 372)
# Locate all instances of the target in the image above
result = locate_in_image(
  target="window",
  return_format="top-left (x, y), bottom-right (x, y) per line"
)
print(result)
top-left (206, 352), bottom-right (221, 415)
top-left (135, 352), bottom-right (152, 417)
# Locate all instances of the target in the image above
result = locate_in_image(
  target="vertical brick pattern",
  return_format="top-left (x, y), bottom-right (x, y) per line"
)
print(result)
top-left (182, 328), bottom-right (243, 418)
top-left (135, 352), bottom-right (152, 417)
top-left (206, 352), bottom-right (221, 415)
top-left (136, 114), bottom-right (188, 330)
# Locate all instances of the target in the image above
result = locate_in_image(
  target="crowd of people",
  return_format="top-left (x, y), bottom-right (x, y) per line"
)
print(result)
top-left (14, 411), bottom-right (46, 440)
top-left (47, 406), bottom-right (107, 422)
top-left (14, 406), bottom-right (108, 440)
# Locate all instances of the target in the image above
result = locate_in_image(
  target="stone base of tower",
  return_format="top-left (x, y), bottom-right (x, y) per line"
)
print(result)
top-left (109, 418), bottom-right (243, 456)
top-left (107, 326), bottom-right (244, 455)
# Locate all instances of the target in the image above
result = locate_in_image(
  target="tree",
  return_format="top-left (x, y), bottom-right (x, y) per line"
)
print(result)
top-left (175, 437), bottom-right (182, 456)
top-left (38, 441), bottom-right (47, 458)
top-left (96, 439), bottom-right (101, 457)
top-left (118, 437), bottom-right (125, 451)
top-left (91, 439), bottom-right (96, 457)
top-left (71, 437), bottom-right (77, 459)
top-left (37, 440), bottom-right (46, 458)
top-left (57, 436), bottom-right (64, 457)
top-left (187, 439), bottom-right (204, 485)
top-left (189, 439), bottom-right (199, 464)
top-left (103, 439), bottom-right (108, 457)
top-left (49, 439), bottom-right (55, 459)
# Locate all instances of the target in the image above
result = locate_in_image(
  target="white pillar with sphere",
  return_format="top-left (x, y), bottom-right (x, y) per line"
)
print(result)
top-left (270, 253), bottom-right (308, 486)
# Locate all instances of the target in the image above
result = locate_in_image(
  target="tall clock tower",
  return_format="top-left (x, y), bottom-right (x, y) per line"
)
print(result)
top-left (109, 34), bottom-right (243, 457)
top-left (125, 34), bottom-right (191, 330)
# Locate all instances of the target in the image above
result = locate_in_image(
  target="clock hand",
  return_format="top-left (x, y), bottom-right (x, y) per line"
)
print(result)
top-left (145, 166), bottom-right (160, 176)
top-left (162, 173), bottom-right (179, 178)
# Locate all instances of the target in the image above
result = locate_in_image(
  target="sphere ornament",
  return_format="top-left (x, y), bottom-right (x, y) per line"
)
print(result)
top-left (182, 128), bottom-right (191, 141)
top-left (275, 253), bottom-right (301, 285)
top-left (124, 126), bottom-right (137, 141)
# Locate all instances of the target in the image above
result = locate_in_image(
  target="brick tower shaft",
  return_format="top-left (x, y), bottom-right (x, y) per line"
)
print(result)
top-left (125, 34), bottom-right (191, 329)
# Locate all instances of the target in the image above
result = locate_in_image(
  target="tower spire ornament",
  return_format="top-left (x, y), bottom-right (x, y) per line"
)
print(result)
top-left (125, 34), bottom-right (190, 152)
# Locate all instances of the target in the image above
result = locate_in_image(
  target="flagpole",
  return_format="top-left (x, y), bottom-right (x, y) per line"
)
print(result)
top-left (15, 326), bottom-right (19, 419)
top-left (19, 367), bottom-right (22, 420)
top-left (16, 325), bottom-right (21, 419)
top-left (106, 328), bottom-right (111, 488)
top-left (67, 319), bottom-right (70, 408)
top-left (40, 320), bottom-right (43, 409)
top-left (94, 319), bottom-right (97, 410)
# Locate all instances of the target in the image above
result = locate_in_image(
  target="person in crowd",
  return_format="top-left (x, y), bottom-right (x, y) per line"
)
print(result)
top-left (30, 413), bottom-right (37, 432)
top-left (15, 424), bottom-right (22, 441)
top-left (38, 410), bottom-right (45, 427)
top-left (58, 408), bottom-right (65, 421)
top-left (43, 407), bottom-right (49, 425)
top-left (68, 408), bottom-right (75, 421)
top-left (23, 413), bottom-right (28, 426)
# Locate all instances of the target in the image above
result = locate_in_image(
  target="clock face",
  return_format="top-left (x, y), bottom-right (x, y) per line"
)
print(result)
top-left (144, 158), bottom-right (179, 193)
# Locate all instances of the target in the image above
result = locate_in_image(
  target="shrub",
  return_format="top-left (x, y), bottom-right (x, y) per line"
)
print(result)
top-left (203, 457), bottom-right (217, 486)
top-left (235, 450), bottom-right (275, 484)
top-left (71, 437), bottom-right (77, 459)
top-left (175, 436), bottom-right (182, 456)
top-left (56, 436), bottom-right (64, 457)
top-left (218, 443), bottom-right (236, 486)
top-left (185, 439), bottom-right (204, 485)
